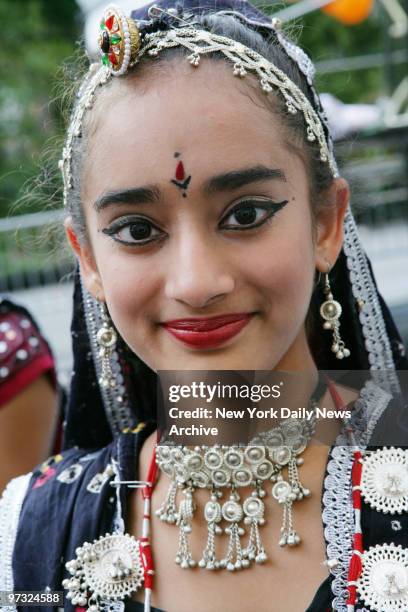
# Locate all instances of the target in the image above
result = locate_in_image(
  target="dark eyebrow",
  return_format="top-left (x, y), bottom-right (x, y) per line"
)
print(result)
top-left (203, 165), bottom-right (286, 194)
top-left (94, 186), bottom-right (161, 212)
top-left (94, 165), bottom-right (286, 211)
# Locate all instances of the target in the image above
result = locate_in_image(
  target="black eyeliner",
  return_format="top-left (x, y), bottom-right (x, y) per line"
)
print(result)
top-left (101, 214), bottom-right (159, 235)
top-left (101, 231), bottom-right (165, 248)
top-left (220, 198), bottom-right (289, 230)
top-left (101, 198), bottom-right (289, 246)
top-left (101, 215), bottom-right (165, 247)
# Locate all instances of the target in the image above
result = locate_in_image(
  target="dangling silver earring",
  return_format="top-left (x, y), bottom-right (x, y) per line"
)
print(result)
top-left (320, 273), bottom-right (351, 360)
top-left (96, 302), bottom-right (118, 388)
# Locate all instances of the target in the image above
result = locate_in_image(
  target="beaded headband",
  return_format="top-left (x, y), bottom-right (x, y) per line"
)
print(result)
top-left (59, 3), bottom-right (340, 204)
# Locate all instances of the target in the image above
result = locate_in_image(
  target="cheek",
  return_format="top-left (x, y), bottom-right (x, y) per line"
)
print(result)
top-left (86, 199), bottom-right (315, 365)
top-left (244, 217), bottom-right (315, 321)
top-left (106, 271), bottom-right (159, 364)
top-left (91, 237), bottom-right (161, 343)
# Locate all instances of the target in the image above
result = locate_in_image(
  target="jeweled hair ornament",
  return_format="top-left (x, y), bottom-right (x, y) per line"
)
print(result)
top-left (99, 4), bottom-right (141, 75)
top-left (142, 25), bottom-right (336, 174)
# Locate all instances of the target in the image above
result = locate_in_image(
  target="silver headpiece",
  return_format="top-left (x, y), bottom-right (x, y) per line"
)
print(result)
top-left (141, 27), bottom-right (338, 176)
top-left (59, 2), bottom-right (340, 206)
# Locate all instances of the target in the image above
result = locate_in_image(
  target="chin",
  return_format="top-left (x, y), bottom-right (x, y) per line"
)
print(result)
top-left (173, 349), bottom-right (275, 372)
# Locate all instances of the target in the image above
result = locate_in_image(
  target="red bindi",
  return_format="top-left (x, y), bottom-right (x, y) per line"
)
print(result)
top-left (175, 161), bottom-right (185, 181)
top-left (171, 155), bottom-right (191, 196)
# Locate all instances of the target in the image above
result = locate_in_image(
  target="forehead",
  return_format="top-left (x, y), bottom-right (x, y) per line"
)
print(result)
top-left (84, 59), bottom-right (304, 197)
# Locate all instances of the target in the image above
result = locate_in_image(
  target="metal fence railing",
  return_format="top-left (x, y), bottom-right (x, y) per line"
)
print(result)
top-left (0, 209), bottom-right (75, 292)
top-left (346, 154), bottom-right (408, 262)
top-left (337, 126), bottom-right (408, 262)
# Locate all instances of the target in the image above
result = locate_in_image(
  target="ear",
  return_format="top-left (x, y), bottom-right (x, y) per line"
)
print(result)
top-left (314, 177), bottom-right (350, 273)
top-left (64, 216), bottom-right (105, 301)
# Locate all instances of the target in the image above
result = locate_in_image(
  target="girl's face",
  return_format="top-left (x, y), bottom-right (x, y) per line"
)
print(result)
top-left (71, 60), bottom-right (348, 372)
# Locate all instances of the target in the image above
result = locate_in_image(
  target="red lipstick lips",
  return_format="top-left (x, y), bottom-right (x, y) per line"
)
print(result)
top-left (162, 313), bottom-right (253, 349)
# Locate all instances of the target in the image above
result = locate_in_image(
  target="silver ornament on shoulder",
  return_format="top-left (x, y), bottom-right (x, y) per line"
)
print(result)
top-left (361, 448), bottom-right (408, 514)
top-left (63, 533), bottom-right (143, 609)
top-left (358, 543), bottom-right (408, 612)
top-left (272, 479), bottom-right (292, 503)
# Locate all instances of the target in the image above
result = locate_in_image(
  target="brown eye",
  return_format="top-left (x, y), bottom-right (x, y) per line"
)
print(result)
top-left (233, 205), bottom-right (258, 225)
top-left (222, 203), bottom-right (273, 229)
top-left (128, 221), bottom-right (152, 240)
top-left (221, 198), bottom-right (289, 231)
top-left (102, 216), bottom-right (164, 246)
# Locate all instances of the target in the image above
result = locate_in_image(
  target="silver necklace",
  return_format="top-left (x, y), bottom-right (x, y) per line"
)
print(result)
top-left (155, 398), bottom-right (318, 571)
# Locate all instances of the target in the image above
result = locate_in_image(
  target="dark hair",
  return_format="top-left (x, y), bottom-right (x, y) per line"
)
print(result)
top-left (65, 12), bottom-right (335, 242)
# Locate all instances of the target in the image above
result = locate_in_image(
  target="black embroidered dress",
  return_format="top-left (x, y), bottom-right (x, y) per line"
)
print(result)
top-left (1, 2), bottom-right (407, 611)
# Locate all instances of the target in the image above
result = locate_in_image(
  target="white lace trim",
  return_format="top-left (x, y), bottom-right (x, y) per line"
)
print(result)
top-left (323, 384), bottom-right (392, 611)
top-left (0, 473), bottom-right (32, 611)
top-left (323, 446), bottom-right (354, 612)
top-left (343, 210), bottom-right (396, 375)
top-left (356, 380), bottom-right (393, 446)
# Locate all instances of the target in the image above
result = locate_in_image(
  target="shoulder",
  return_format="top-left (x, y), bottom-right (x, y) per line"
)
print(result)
top-left (3, 427), bottom-right (154, 591)
top-left (0, 297), bottom-right (56, 407)
top-left (0, 444), bottom-right (116, 592)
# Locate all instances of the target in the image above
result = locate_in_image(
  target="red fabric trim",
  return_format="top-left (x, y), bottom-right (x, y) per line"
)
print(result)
top-left (139, 539), bottom-right (154, 589)
top-left (0, 353), bottom-right (56, 408)
top-left (143, 446), bottom-right (158, 499)
top-left (353, 533), bottom-right (363, 551)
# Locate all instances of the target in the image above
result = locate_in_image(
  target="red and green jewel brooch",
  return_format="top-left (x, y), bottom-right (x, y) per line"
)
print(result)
top-left (99, 5), bottom-right (140, 76)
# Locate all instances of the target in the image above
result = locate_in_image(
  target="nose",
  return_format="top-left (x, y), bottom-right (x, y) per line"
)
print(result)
top-left (164, 233), bottom-right (235, 309)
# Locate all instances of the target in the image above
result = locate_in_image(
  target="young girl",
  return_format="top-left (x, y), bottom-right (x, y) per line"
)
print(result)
top-left (1, 1), bottom-right (407, 611)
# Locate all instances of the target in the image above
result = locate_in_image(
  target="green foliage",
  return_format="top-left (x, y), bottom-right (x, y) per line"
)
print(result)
top-left (264, 1), bottom-right (406, 103)
top-left (299, 7), bottom-right (385, 103)
top-left (0, 0), bottom-right (79, 218)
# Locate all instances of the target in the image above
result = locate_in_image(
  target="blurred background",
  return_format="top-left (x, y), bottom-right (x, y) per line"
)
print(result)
top-left (0, 0), bottom-right (407, 384)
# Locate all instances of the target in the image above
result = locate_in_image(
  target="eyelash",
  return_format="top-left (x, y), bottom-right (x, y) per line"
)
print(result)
top-left (101, 198), bottom-right (289, 247)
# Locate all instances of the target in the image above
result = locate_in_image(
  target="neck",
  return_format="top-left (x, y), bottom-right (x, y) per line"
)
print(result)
top-left (159, 332), bottom-right (323, 447)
